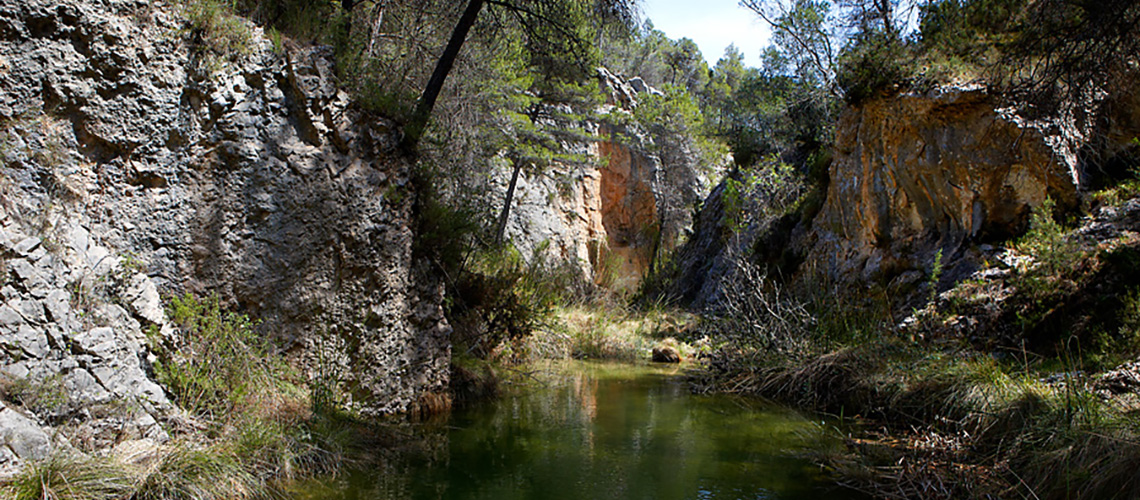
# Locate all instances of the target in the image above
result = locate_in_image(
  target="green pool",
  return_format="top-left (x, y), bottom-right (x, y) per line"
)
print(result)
top-left (293, 360), bottom-right (858, 500)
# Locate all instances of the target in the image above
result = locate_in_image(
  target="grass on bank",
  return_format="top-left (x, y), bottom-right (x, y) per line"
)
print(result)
top-left (686, 179), bottom-right (1140, 498)
top-left (1, 294), bottom-right (376, 500)
top-left (2, 454), bottom-right (134, 500)
top-left (526, 306), bottom-right (700, 363)
top-left (740, 341), bottom-right (1140, 499)
top-left (446, 240), bottom-right (701, 365)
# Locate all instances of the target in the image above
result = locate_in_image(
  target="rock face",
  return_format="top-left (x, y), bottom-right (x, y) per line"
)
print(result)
top-left (802, 86), bottom-right (1080, 284)
top-left (498, 68), bottom-right (715, 291)
top-left (665, 86), bottom-right (1086, 309)
top-left (0, 405), bottom-right (51, 471)
top-left (0, 0), bottom-right (449, 470)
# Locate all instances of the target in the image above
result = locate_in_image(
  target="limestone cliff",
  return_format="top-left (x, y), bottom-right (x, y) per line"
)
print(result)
top-left (0, 0), bottom-right (448, 471)
top-left (497, 68), bottom-right (717, 291)
top-left (802, 86), bottom-right (1080, 285)
top-left (668, 86), bottom-right (1089, 309)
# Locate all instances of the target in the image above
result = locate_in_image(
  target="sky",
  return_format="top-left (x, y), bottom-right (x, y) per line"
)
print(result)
top-left (641, 0), bottom-right (773, 68)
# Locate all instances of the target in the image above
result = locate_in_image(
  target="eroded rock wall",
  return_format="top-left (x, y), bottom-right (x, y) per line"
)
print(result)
top-left (667, 86), bottom-right (1085, 309)
top-left (497, 68), bottom-right (715, 291)
top-left (801, 86), bottom-right (1080, 285)
top-left (0, 0), bottom-right (449, 471)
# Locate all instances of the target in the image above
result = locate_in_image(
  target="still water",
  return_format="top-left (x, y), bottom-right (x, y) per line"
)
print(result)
top-left (296, 360), bottom-right (856, 500)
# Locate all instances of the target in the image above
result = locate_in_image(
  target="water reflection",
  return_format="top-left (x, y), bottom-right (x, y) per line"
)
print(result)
top-left (295, 361), bottom-right (854, 500)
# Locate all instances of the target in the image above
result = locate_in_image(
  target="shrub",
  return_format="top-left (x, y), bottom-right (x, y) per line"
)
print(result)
top-left (232, 0), bottom-right (338, 42)
top-left (183, 0), bottom-right (253, 71)
top-left (564, 309), bottom-right (646, 361)
top-left (1090, 162), bottom-right (1140, 208)
top-left (721, 156), bottom-right (807, 236)
top-left (917, 0), bottom-right (1025, 78)
top-left (451, 244), bottom-right (576, 358)
top-left (715, 257), bottom-right (813, 358)
top-left (5, 373), bottom-right (70, 417)
top-left (411, 167), bottom-right (481, 277)
top-left (836, 33), bottom-right (914, 104)
top-left (1013, 197), bottom-right (1082, 298)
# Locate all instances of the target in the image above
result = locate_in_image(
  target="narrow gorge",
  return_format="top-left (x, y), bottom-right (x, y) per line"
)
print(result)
top-left (1, 0), bottom-right (1139, 498)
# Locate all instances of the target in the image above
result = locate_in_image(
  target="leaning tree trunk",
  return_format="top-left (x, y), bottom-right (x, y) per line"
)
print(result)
top-left (646, 214), bottom-right (664, 275)
top-left (494, 160), bottom-right (524, 245)
top-left (401, 0), bottom-right (485, 152)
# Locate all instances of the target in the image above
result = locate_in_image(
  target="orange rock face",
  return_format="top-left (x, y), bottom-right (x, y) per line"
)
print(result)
top-left (594, 132), bottom-right (661, 288)
top-left (804, 87), bottom-right (1080, 282)
top-left (499, 69), bottom-right (714, 292)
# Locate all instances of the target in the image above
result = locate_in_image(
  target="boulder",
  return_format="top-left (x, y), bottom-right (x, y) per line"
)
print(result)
top-left (651, 344), bottom-right (682, 363)
top-left (0, 405), bottom-right (51, 462)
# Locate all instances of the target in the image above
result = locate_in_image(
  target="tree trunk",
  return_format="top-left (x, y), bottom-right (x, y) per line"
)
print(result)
top-left (367, 1), bottom-right (387, 57)
top-left (340, 0), bottom-right (356, 43)
top-left (401, 0), bottom-right (485, 152)
top-left (495, 160), bottom-right (524, 245)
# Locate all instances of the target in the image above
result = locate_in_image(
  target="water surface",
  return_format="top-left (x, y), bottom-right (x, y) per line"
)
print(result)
top-left (296, 360), bottom-right (856, 500)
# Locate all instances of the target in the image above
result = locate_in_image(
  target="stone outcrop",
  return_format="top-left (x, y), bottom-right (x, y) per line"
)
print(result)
top-left (802, 86), bottom-right (1080, 285)
top-left (0, 405), bottom-right (51, 472)
top-left (497, 68), bottom-right (717, 291)
top-left (666, 86), bottom-right (1086, 309)
top-left (0, 221), bottom-right (175, 474)
top-left (0, 0), bottom-right (449, 472)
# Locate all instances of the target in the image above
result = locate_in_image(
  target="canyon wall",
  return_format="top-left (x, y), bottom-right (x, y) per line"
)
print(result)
top-left (668, 86), bottom-right (1087, 308)
top-left (0, 0), bottom-right (448, 472)
top-left (497, 68), bottom-right (716, 291)
top-left (801, 86), bottom-right (1081, 285)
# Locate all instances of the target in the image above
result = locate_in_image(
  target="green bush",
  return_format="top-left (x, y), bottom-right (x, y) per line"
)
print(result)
top-left (232, 0), bottom-right (338, 42)
top-left (411, 166), bottom-right (481, 276)
top-left (836, 33), bottom-right (914, 104)
top-left (917, 0), bottom-right (1025, 66)
top-left (721, 156), bottom-right (807, 235)
top-left (6, 373), bottom-right (69, 417)
top-left (1090, 161), bottom-right (1140, 208)
top-left (451, 244), bottom-right (577, 357)
top-left (136, 294), bottom-right (369, 495)
top-left (1013, 197), bottom-right (1082, 298)
top-left (183, 0), bottom-right (253, 67)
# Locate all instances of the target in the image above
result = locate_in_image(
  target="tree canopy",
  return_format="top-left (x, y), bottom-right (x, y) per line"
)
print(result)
top-left (398, 0), bottom-right (639, 151)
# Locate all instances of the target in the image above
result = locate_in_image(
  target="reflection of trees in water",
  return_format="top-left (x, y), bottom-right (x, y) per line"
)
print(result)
top-left (572, 372), bottom-right (598, 454)
top-left (306, 362), bottom-right (841, 500)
